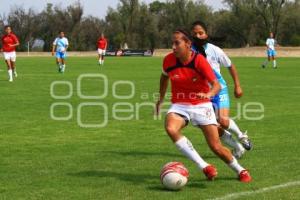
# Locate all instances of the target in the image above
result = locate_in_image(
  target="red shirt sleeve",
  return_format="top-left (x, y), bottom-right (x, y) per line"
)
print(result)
top-left (12, 34), bottom-right (19, 44)
top-left (195, 54), bottom-right (216, 82)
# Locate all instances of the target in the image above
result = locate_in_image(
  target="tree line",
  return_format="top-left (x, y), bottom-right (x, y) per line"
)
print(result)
top-left (0, 0), bottom-right (299, 51)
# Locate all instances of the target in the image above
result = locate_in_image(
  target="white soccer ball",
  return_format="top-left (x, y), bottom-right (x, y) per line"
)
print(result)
top-left (160, 162), bottom-right (189, 190)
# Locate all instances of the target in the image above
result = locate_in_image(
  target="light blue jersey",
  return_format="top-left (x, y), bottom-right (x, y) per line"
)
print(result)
top-left (53, 37), bottom-right (69, 59)
top-left (192, 43), bottom-right (232, 109)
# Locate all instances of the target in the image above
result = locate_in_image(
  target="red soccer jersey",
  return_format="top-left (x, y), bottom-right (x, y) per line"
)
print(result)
top-left (163, 52), bottom-right (216, 105)
top-left (1, 33), bottom-right (19, 52)
top-left (97, 38), bottom-right (107, 49)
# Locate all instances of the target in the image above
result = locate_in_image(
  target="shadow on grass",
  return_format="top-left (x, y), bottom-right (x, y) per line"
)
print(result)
top-left (68, 170), bottom-right (158, 184)
top-left (101, 150), bottom-right (215, 160)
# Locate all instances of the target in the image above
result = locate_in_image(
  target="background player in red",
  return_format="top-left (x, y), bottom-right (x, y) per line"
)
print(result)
top-left (155, 30), bottom-right (251, 182)
top-left (97, 33), bottom-right (108, 65)
top-left (0, 25), bottom-right (19, 82)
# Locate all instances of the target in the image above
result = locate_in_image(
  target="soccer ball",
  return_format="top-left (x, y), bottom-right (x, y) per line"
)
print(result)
top-left (160, 162), bottom-right (189, 190)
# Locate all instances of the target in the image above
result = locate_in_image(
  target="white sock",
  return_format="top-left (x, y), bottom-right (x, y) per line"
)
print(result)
top-left (102, 60), bottom-right (104, 65)
top-left (62, 64), bottom-right (65, 72)
top-left (228, 157), bottom-right (245, 174)
top-left (227, 119), bottom-right (244, 139)
top-left (273, 60), bottom-right (277, 67)
top-left (8, 69), bottom-right (13, 80)
top-left (99, 59), bottom-right (101, 64)
top-left (175, 136), bottom-right (209, 170)
top-left (221, 130), bottom-right (244, 151)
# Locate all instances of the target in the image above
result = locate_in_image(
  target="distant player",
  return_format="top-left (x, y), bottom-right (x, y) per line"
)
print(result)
top-left (0, 25), bottom-right (19, 82)
top-left (262, 32), bottom-right (277, 69)
top-left (97, 33), bottom-right (107, 65)
top-left (52, 31), bottom-right (69, 73)
top-left (191, 21), bottom-right (252, 159)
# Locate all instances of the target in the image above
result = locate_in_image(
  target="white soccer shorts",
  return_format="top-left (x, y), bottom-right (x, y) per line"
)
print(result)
top-left (97, 48), bottom-right (106, 55)
top-left (167, 102), bottom-right (217, 126)
top-left (3, 51), bottom-right (16, 62)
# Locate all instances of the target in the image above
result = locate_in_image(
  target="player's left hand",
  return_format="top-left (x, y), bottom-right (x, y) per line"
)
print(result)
top-left (197, 92), bottom-right (211, 99)
top-left (234, 86), bottom-right (243, 98)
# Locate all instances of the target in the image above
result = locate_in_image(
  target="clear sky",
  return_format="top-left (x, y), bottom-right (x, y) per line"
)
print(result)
top-left (0, 0), bottom-right (225, 19)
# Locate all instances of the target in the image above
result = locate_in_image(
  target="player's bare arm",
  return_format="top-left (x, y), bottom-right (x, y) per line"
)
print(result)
top-left (155, 73), bottom-right (169, 115)
top-left (228, 64), bottom-right (243, 98)
top-left (52, 45), bottom-right (56, 56)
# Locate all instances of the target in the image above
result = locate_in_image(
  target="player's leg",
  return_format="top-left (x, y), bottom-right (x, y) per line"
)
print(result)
top-left (101, 50), bottom-right (106, 65)
top-left (261, 49), bottom-right (271, 68)
top-left (11, 52), bottom-right (17, 77)
top-left (165, 112), bottom-right (213, 178)
top-left (97, 49), bottom-right (102, 65)
top-left (213, 92), bottom-right (247, 156)
top-left (98, 49), bottom-right (104, 65)
top-left (55, 52), bottom-right (61, 72)
top-left (4, 53), bottom-right (13, 82)
top-left (5, 59), bottom-right (13, 82)
top-left (272, 51), bottom-right (277, 68)
top-left (219, 108), bottom-right (252, 151)
top-left (200, 124), bottom-right (251, 182)
top-left (61, 53), bottom-right (66, 73)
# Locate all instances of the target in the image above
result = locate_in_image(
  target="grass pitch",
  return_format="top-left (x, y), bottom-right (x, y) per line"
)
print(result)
top-left (0, 56), bottom-right (299, 200)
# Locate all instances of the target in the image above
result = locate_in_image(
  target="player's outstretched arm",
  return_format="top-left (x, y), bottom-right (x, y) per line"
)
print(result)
top-left (228, 64), bottom-right (243, 98)
top-left (155, 73), bottom-right (169, 115)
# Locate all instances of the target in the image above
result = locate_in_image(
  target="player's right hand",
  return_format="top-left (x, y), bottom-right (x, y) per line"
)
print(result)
top-left (155, 100), bottom-right (163, 116)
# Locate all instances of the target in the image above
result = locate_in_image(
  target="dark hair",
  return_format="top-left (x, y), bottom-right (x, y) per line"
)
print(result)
top-left (191, 20), bottom-right (208, 33)
top-left (173, 29), bottom-right (193, 42)
top-left (4, 25), bottom-right (11, 29)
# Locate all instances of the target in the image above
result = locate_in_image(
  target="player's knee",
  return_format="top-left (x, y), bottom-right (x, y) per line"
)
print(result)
top-left (165, 125), bottom-right (179, 136)
top-left (218, 117), bottom-right (229, 129)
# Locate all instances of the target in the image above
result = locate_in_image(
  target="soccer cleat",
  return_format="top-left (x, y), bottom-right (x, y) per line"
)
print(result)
top-left (261, 64), bottom-right (265, 68)
top-left (232, 147), bottom-right (245, 159)
top-left (239, 170), bottom-right (252, 183)
top-left (203, 165), bottom-right (218, 180)
top-left (9, 78), bottom-right (13, 82)
top-left (14, 72), bottom-right (18, 77)
top-left (239, 131), bottom-right (252, 151)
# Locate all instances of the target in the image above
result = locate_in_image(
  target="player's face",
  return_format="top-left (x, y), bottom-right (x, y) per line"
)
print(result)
top-left (5, 27), bottom-right (12, 34)
top-left (60, 32), bottom-right (65, 38)
top-left (172, 33), bottom-right (191, 58)
top-left (191, 25), bottom-right (208, 40)
top-left (270, 32), bottom-right (273, 38)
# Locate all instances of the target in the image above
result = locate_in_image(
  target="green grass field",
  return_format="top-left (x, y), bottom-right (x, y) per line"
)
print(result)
top-left (0, 56), bottom-right (300, 200)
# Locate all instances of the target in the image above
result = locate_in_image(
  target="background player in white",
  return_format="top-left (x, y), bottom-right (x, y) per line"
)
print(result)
top-left (191, 21), bottom-right (252, 159)
top-left (262, 32), bottom-right (277, 69)
top-left (52, 31), bottom-right (69, 73)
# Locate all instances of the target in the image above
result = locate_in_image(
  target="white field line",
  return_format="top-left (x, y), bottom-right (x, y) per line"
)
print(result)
top-left (208, 180), bottom-right (300, 200)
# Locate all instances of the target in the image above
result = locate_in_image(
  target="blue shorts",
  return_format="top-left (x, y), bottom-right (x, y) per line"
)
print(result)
top-left (56, 52), bottom-right (67, 59)
top-left (212, 88), bottom-right (230, 110)
top-left (267, 49), bottom-right (276, 57)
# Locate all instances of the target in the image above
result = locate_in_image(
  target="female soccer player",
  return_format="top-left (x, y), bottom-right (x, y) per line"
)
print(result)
top-left (1, 25), bottom-right (19, 82)
top-left (262, 32), bottom-right (277, 68)
top-left (97, 33), bottom-right (108, 65)
top-left (155, 30), bottom-right (251, 182)
top-left (191, 21), bottom-right (252, 159)
top-left (52, 31), bottom-right (69, 73)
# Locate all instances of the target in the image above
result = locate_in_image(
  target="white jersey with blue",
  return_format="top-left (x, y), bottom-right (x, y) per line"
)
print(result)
top-left (53, 37), bottom-right (69, 53)
top-left (266, 38), bottom-right (276, 57)
top-left (192, 43), bottom-right (232, 109)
